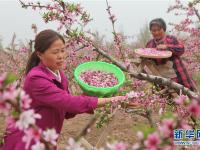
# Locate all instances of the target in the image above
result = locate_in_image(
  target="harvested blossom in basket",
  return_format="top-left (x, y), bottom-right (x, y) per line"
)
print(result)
top-left (79, 70), bottom-right (118, 87)
top-left (137, 48), bottom-right (171, 57)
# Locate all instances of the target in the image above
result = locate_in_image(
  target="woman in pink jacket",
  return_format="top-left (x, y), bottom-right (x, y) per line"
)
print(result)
top-left (2, 29), bottom-right (124, 150)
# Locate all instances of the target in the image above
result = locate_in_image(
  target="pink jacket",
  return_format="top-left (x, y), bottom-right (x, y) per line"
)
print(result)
top-left (2, 63), bottom-right (98, 150)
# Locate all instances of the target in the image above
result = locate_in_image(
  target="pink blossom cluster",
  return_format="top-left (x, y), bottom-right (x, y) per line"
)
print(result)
top-left (65, 138), bottom-right (85, 150)
top-left (20, 1), bottom-right (101, 82)
top-left (22, 1), bottom-right (91, 29)
top-left (136, 48), bottom-right (172, 58)
top-left (132, 117), bottom-right (195, 150)
top-left (124, 90), bottom-right (167, 111)
top-left (183, 38), bottom-right (200, 72)
top-left (125, 91), bottom-right (145, 99)
top-left (187, 100), bottom-right (200, 117)
top-left (106, 6), bottom-right (117, 23)
top-left (168, 0), bottom-right (200, 73)
top-left (105, 3), bottom-right (126, 60)
top-left (167, 0), bottom-right (186, 13)
top-left (158, 119), bottom-right (174, 138)
top-left (114, 33), bottom-right (123, 48)
top-left (2, 1), bottom-right (198, 149)
top-left (62, 117), bottom-right (195, 150)
top-left (0, 49), bottom-right (29, 75)
top-left (0, 73), bottom-right (59, 149)
top-left (107, 142), bottom-right (128, 150)
top-left (19, 47), bottom-right (29, 53)
top-left (144, 132), bottom-right (161, 150)
top-left (132, 79), bottom-right (145, 89)
top-left (80, 70), bottom-right (118, 87)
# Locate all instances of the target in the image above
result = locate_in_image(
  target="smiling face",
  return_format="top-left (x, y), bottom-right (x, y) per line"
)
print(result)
top-left (150, 24), bottom-right (165, 40)
top-left (37, 39), bottom-right (67, 72)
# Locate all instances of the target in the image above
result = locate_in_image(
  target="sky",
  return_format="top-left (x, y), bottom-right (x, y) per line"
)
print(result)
top-left (0, 0), bottom-right (188, 47)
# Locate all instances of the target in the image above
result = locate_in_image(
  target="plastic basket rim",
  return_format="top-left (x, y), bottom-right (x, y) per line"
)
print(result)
top-left (74, 61), bottom-right (125, 90)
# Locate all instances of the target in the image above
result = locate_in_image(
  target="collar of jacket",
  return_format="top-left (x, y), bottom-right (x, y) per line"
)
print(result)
top-left (38, 62), bottom-right (65, 83)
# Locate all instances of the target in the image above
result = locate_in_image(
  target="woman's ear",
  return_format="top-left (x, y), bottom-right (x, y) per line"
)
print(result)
top-left (36, 51), bottom-right (42, 60)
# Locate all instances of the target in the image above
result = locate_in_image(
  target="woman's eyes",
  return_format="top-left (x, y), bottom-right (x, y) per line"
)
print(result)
top-left (61, 49), bottom-right (65, 53)
top-left (52, 51), bottom-right (58, 54)
top-left (52, 49), bottom-right (65, 54)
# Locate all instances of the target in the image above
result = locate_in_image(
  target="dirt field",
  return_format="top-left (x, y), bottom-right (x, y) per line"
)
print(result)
top-left (0, 110), bottom-right (147, 149)
top-left (57, 110), bottom-right (145, 149)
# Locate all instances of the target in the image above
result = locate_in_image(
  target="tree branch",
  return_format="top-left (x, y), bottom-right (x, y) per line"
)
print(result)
top-left (93, 48), bottom-right (200, 100)
top-left (194, 8), bottom-right (200, 22)
top-left (75, 116), bottom-right (97, 141)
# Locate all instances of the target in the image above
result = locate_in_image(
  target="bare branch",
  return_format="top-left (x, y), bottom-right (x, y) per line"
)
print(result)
top-left (75, 116), bottom-right (97, 141)
top-left (19, 0), bottom-right (47, 9)
top-left (194, 8), bottom-right (200, 22)
top-left (93, 47), bottom-right (200, 100)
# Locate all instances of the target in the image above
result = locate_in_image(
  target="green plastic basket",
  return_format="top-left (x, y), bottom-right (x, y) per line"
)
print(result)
top-left (74, 61), bottom-right (125, 97)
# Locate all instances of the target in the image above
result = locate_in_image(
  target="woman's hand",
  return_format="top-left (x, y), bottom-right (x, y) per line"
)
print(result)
top-left (156, 44), bottom-right (168, 50)
top-left (97, 96), bottom-right (126, 107)
top-left (109, 96), bottom-right (126, 102)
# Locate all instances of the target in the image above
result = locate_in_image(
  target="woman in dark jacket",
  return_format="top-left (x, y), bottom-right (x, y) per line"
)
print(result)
top-left (146, 18), bottom-right (196, 91)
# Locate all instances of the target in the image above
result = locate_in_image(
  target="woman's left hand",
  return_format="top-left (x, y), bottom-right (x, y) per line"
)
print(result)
top-left (156, 44), bottom-right (168, 50)
top-left (97, 96), bottom-right (126, 107)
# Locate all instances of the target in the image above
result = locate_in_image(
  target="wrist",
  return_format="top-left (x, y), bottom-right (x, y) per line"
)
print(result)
top-left (98, 98), bottom-right (108, 106)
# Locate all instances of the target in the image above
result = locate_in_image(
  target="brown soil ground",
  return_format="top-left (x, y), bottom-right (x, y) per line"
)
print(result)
top-left (57, 110), bottom-right (146, 149)
top-left (0, 110), bottom-right (147, 150)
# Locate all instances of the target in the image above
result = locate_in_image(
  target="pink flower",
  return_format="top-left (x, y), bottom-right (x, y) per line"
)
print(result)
top-left (19, 47), bottom-right (28, 53)
top-left (132, 79), bottom-right (144, 88)
top-left (80, 70), bottom-right (118, 87)
top-left (107, 142), bottom-right (128, 150)
top-left (180, 121), bottom-right (192, 130)
top-left (5, 116), bottom-right (15, 128)
top-left (159, 119), bottom-right (174, 138)
top-left (144, 133), bottom-right (160, 150)
top-left (136, 131), bottom-right (144, 140)
top-left (110, 14), bottom-right (117, 22)
top-left (125, 91), bottom-right (144, 99)
top-left (187, 100), bottom-right (200, 117)
top-left (43, 129), bottom-right (59, 146)
top-left (31, 142), bottom-right (45, 150)
top-left (23, 128), bottom-right (42, 149)
top-left (20, 90), bottom-right (32, 109)
top-left (132, 143), bottom-right (140, 150)
top-left (2, 88), bottom-right (20, 102)
top-left (65, 138), bottom-right (85, 150)
top-left (174, 95), bottom-right (187, 105)
top-left (76, 4), bottom-right (82, 13)
top-left (136, 48), bottom-right (171, 57)
top-left (16, 109), bottom-right (41, 130)
top-left (187, 8), bottom-right (194, 16)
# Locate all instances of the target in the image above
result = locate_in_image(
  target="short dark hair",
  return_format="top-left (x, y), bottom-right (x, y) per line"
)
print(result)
top-left (149, 18), bottom-right (166, 31)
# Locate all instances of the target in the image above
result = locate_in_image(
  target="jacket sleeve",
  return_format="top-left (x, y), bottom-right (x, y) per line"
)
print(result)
top-left (65, 113), bottom-right (76, 119)
top-left (167, 36), bottom-right (184, 57)
top-left (29, 75), bottom-right (98, 114)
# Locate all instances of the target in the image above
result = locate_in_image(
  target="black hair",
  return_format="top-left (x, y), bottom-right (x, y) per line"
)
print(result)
top-left (25, 29), bottom-right (65, 74)
top-left (149, 18), bottom-right (166, 31)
